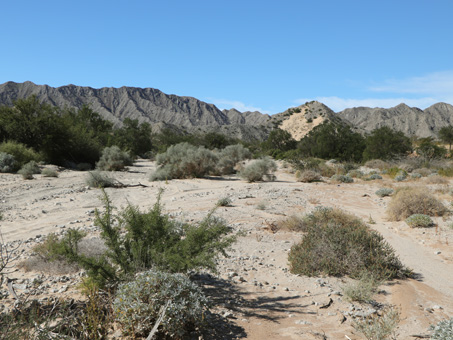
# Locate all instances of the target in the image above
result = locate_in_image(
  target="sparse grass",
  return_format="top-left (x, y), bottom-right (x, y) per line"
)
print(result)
top-left (277, 215), bottom-right (307, 232)
top-left (353, 306), bottom-right (401, 340)
top-left (425, 175), bottom-right (449, 185)
top-left (364, 159), bottom-right (389, 170)
top-left (288, 207), bottom-right (408, 280)
top-left (18, 161), bottom-right (40, 179)
top-left (387, 187), bottom-right (448, 220)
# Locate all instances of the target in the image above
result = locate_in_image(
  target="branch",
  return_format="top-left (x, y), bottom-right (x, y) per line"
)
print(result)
top-left (146, 300), bottom-right (171, 340)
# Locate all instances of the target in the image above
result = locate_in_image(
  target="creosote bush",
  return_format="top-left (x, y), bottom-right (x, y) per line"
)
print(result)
top-left (387, 187), bottom-right (447, 221)
top-left (405, 214), bottom-right (434, 228)
top-left (49, 189), bottom-right (235, 288)
top-left (96, 145), bottom-right (133, 171)
top-left (288, 207), bottom-right (408, 280)
top-left (114, 270), bottom-right (208, 339)
top-left (239, 157), bottom-right (277, 182)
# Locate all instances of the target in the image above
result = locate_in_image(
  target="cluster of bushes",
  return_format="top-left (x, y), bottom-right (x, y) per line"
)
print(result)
top-left (150, 143), bottom-right (252, 181)
top-left (3, 190), bottom-right (236, 339)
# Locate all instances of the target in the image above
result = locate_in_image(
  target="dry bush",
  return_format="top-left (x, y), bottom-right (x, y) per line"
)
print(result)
top-left (425, 175), bottom-right (449, 185)
top-left (364, 159), bottom-right (389, 170)
top-left (387, 187), bottom-right (448, 221)
top-left (277, 215), bottom-right (307, 232)
top-left (295, 169), bottom-right (321, 183)
top-left (413, 168), bottom-right (433, 177)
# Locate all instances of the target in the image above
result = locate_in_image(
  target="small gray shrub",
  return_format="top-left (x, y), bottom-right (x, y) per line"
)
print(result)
top-left (96, 146), bottom-right (133, 171)
top-left (217, 197), bottom-right (232, 207)
top-left (405, 214), bottom-right (434, 228)
top-left (367, 174), bottom-right (383, 180)
top-left (0, 152), bottom-right (17, 173)
top-left (348, 169), bottom-right (364, 178)
top-left (413, 168), bottom-right (432, 177)
top-left (411, 172), bottom-right (422, 179)
top-left (331, 174), bottom-right (353, 183)
top-left (239, 157), bottom-right (277, 182)
top-left (41, 168), bottom-right (58, 177)
top-left (113, 270), bottom-right (208, 339)
top-left (85, 171), bottom-right (116, 188)
top-left (394, 171), bottom-right (407, 182)
top-left (18, 161), bottom-right (40, 179)
top-left (296, 169), bottom-right (321, 183)
top-left (375, 188), bottom-right (394, 197)
top-left (429, 317), bottom-right (453, 340)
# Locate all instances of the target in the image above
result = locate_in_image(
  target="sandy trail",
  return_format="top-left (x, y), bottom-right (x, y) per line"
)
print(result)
top-left (0, 160), bottom-right (452, 339)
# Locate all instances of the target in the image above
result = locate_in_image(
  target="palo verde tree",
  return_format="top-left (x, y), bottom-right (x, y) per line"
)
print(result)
top-left (438, 125), bottom-right (453, 153)
top-left (362, 126), bottom-right (412, 161)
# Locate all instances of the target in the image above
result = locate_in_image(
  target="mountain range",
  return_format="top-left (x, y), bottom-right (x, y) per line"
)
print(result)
top-left (1, 81), bottom-right (452, 141)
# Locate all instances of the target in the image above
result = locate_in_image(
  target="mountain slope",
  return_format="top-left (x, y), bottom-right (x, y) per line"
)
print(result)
top-left (0, 81), bottom-right (271, 140)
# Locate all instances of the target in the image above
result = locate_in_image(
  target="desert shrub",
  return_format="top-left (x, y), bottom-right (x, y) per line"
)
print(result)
top-left (353, 307), bottom-right (401, 340)
top-left (363, 126), bottom-right (412, 161)
top-left (0, 141), bottom-right (41, 167)
top-left (96, 146), bottom-right (133, 171)
top-left (348, 169), bottom-right (364, 178)
top-left (52, 190), bottom-right (235, 288)
top-left (387, 187), bottom-right (447, 220)
top-left (288, 208), bottom-right (407, 279)
top-left (86, 171), bottom-right (117, 188)
top-left (330, 174), bottom-right (353, 183)
top-left (367, 174), bottom-right (383, 180)
top-left (151, 143), bottom-right (218, 180)
top-left (413, 168), bottom-right (432, 177)
top-left (41, 168), bottom-right (58, 177)
top-left (217, 197), bottom-right (232, 207)
top-left (277, 215), bottom-right (307, 232)
top-left (114, 270), bottom-right (208, 339)
top-left (342, 272), bottom-right (382, 303)
top-left (0, 152), bottom-right (17, 173)
top-left (364, 159), bottom-right (389, 170)
top-left (18, 161), bottom-right (40, 179)
top-left (375, 188), bottom-right (394, 197)
top-left (429, 317), bottom-right (453, 340)
top-left (405, 214), bottom-right (434, 228)
top-left (438, 167), bottom-right (453, 177)
top-left (295, 169), bottom-right (321, 182)
top-left (386, 167), bottom-right (407, 179)
top-left (425, 174), bottom-right (449, 185)
top-left (217, 144), bottom-right (251, 174)
top-left (411, 172), bottom-right (422, 179)
top-left (239, 157), bottom-right (277, 182)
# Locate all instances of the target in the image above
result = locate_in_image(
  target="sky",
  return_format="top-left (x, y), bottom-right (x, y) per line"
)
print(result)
top-left (1, 0), bottom-right (453, 114)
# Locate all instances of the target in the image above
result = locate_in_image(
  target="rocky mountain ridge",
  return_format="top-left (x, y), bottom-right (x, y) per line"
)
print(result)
top-left (1, 81), bottom-right (453, 140)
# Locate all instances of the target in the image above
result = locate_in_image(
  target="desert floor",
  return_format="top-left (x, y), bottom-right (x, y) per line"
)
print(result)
top-left (1, 159), bottom-right (452, 339)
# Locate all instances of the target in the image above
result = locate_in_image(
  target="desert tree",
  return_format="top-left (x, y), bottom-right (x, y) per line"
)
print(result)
top-left (438, 125), bottom-right (453, 153)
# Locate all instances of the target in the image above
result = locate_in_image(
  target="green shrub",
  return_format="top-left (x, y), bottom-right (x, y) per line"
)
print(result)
top-left (18, 161), bottom-right (40, 179)
top-left (0, 152), bottom-right (18, 173)
top-left (239, 157), bottom-right (277, 182)
top-left (41, 168), bottom-right (58, 177)
top-left (387, 187), bottom-right (447, 220)
top-left (375, 188), bottom-right (394, 197)
top-left (438, 167), bottom-right (453, 177)
top-left (52, 190), bottom-right (235, 288)
top-left (330, 174), bottom-right (353, 183)
top-left (0, 141), bottom-right (41, 167)
top-left (96, 146), bottom-right (133, 171)
top-left (217, 197), bottom-right (232, 207)
top-left (367, 174), bottom-right (383, 180)
top-left (429, 317), bottom-right (453, 340)
top-left (295, 169), bottom-right (321, 182)
top-left (288, 208), bottom-right (407, 280)
top-left (85, 171), bottom-right (117, 188)
top-left (341, 272), bottom-right (382, 303)
top-left (353, 307), bottom-right (400, 340)
top-left (405, 214), bottom-right (434, 228)
top-left (114, 270), bottom-right (208, 339)
top-left (151, 143), bottom-right (218, 180)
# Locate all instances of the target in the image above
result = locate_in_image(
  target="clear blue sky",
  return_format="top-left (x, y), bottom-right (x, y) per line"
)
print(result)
top-left (2, 0), bottom-right (453, 114)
